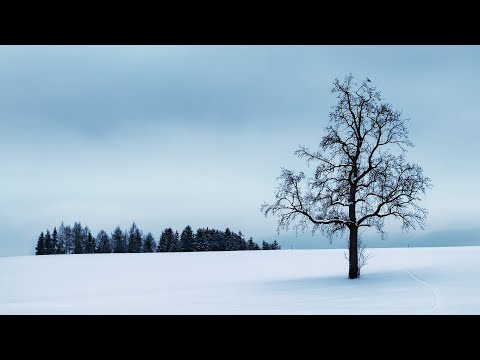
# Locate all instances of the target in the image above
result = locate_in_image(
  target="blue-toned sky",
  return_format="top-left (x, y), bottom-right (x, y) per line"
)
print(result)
top-left (1, 45), bottom-right (479, 256)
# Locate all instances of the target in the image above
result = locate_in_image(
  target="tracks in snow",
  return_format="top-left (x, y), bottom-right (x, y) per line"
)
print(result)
top-left (406, 269), bottom-right (439, 315)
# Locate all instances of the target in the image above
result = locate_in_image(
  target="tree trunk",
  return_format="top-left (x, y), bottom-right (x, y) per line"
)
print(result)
top-left (348, 178), bottom-right (359, 279)
top-left (348, 225), bottom-right (359, 279)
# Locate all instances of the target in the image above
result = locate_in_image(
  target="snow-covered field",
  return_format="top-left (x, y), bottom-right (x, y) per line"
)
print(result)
top-left (1, 246), bottom-right (479, 314)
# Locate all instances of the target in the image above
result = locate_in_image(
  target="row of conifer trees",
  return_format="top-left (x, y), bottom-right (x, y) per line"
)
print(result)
top-left (35, 222), bottom-right (280, 255)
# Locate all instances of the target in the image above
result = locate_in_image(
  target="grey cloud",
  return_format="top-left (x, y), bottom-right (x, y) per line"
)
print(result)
top-left (1, 45), bottom-right (480, 256)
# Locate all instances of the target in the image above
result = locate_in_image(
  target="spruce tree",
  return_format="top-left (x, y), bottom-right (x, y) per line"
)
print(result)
top-left (123, 230), bottom-right (129, 252)
top-left (229, 229), bottom-right (244, 251)
top-left (224, 228), bottom-right (233, 251)
top-left (171, 230), bottom-right (180, 252)
top-left (193, 229), bottom-right (201, 251)
top-left (143, 232), bottom-right (156, 253)
top-left (157, 230), bottom-right (166, 252)
top-left (246, 237), bottom-right (260, 250)
top-left (262, 241), bottom-right (271, 250)
top-left (246, 237), bottom-right (255, 250)
top-left (135, 227), bottom-right (143, 252)
top-left (195, 236), bottom-right (205, 251)
top-left (96, 230), bottom-right (112, 253)
top-left (35, 232), bottom-right (45, 255)
top-left (44, 229), bottom-right (54, 255)
top-left (34, 222), bottom-right (261, 255)
top-left (64, 224), bottom-right (73, 254)
top-left (51, 227), bottom-right (59, 254)
top-left (210, 230), bottom-right (222, 251)
top-left (237, 231), bottom-right (247, 250)
top-left (271, 240), bottom-right (281, 250)
top-left (112, 226), bottom-right (126, 253)
top-left (194, 229), bottom-right (208, 252)
top-left (73, 222), bottom-right (85, 254)
top-left (180, 225), bottom-right (194, 252)
top-left (85, 231), bottom-right (96, 253)
top-left (157, 228), bottom-right (174, 252)
top-left (240, 238), bottom-right (247, 250)
top-left (128, 222), bottom-right (143, 253)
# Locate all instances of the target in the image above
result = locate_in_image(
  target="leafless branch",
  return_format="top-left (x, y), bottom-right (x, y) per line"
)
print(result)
top-left (261, 74), bottom-right (431, 278)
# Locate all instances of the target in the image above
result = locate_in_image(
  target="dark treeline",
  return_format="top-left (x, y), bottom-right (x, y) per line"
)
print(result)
top-left (35, 222), bottom-right (280, 255)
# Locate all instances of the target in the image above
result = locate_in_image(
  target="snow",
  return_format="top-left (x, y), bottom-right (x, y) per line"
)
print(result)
top-left (1, 246), bottom-right (480, 314)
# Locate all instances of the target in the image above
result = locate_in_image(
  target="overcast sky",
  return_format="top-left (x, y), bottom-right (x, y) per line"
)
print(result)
top-left (1, 45), bottom-right (479, 256)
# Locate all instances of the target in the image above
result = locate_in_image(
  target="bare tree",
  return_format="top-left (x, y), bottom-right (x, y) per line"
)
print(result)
top-left (261, 75), bottom-right (431, 279)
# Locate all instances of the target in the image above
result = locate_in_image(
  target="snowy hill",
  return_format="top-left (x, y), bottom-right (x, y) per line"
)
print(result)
top-left (1, 247), bottom-right (480, 314)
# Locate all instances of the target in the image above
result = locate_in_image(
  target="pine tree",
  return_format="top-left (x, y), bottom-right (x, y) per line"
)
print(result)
top-left (73, 222), bottom-right (85, 254)
top-left (262, 241), bottom-right (271, 250)
top-left (35, 232), bottom-right (45, 255)
top-left (142, 232), bottom-right (156, 253)
top-left (44, 229), bottom-right (54, 255)
top-left (96, 230), bottom-right (112, 253)
top-left (128, 222), bottom-right (143, 253)
top-left (180, 225), bottom-right (194, 252)
top-left (112, 226), bottom-right (126, 253)
top-left (85, 231), bottom-right (96, 253)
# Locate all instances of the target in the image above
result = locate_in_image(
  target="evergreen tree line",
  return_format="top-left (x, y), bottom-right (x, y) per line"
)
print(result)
top-left (35, 222), bottom-right (280, 255)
